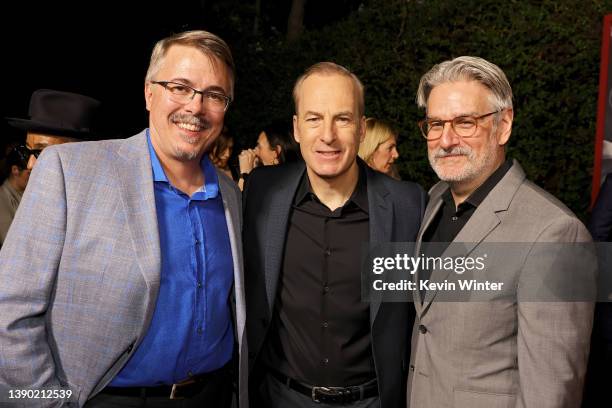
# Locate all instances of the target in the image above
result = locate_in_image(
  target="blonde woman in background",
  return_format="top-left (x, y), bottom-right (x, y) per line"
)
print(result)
top-left (358, 117), bottom-right (400, 179)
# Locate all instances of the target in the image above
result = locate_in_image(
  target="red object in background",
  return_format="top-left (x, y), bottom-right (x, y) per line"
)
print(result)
top-left (593, 14), bottom-right (612, 206)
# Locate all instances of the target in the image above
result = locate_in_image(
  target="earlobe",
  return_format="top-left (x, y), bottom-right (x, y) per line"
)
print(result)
top-left (498, 109), bottom-right (514, 146)
top-left (293, 115), bottom-right (300, 143)
top-left (144, 82), bottom-right (153, 112)
top-left (359, 116), bottom-right (366, 143)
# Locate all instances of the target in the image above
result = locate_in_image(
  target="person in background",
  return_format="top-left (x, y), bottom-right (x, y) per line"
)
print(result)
top-left (358, 117), bottom-right (399, 178)
top-left (582, 173), bottom-right (612, 407)
top-left (209, 126), bottom-right (237, 181)
top-left (0, 89), bottom-right (101, 245)
top-left (0, 145), bottom-right (30, 245)
top-left (238, 122), bottom-right (300, 189)
top-left (6, 89), bottom-right (102, 170)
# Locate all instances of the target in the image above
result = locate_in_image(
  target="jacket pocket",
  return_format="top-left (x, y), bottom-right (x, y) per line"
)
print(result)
top-left (453, 388), bottom-right (516, 408)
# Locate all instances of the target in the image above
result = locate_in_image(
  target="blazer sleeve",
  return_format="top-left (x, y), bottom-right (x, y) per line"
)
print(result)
top-left (515, 217), bottom-right (595, 408)
top-left (0, 147), bottom-right (70, 401)
top-left (588, 174), bottom-right (612, 242)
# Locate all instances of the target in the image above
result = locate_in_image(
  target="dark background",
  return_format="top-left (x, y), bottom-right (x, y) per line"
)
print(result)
top-left (2, 0), bottom-right (610, 219)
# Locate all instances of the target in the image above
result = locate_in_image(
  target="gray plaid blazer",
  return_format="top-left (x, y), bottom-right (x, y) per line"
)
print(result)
top-left (407, 160), bottom-right (594, 408)
top-left (0, 130), bottom-right (247, 407)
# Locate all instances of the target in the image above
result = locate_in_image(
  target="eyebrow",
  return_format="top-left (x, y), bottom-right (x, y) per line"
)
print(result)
top-left (302, 110), bottom-right (355, 118)
top-left (169, 78), bottom-right (229, 96)
top-left (334, 111), bottom-right (354, 118)
top-left (427, 111), bottom-right (480, 120)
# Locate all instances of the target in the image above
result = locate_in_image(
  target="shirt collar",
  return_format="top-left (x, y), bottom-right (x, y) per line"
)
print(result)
top-left (441, 158), bottom-right (513, 213)
top-left (294, 159), bottom-right (368, 214)
top-left (146, 129), bottom-right (219, 200)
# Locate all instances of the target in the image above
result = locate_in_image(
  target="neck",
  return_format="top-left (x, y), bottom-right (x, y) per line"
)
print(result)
top-left (449, 157), bottom-right (504, 207)
top-left (8, 177), bottom-right (24, 194)
top-left (162, 158), bottom-right (205, 196)
top-left (307, 161), bottom-right (359, 211)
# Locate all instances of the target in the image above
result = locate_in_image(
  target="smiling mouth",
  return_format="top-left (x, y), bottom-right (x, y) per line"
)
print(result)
top-left (176, 122), bottom-right (204, 132)
top-left (317, 150), bottom-right (340, 156)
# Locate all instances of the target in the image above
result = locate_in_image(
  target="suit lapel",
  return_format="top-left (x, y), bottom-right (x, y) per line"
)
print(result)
top-left (413, 190), bottom-right (444, 315)
top-left (114, 131), bottom-right (162, 328)
top-left (218, 172), bottom-right (246, 345)
top-left (367, 169), bottom-right (392, 325)
top-left (264, 163), bottom-right (305, 315)
top-left (419, 161), bottom-right (526, 316)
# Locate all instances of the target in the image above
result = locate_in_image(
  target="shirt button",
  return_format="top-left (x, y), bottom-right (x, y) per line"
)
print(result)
top-left (197, 281), bottom-right (202, 288)
top-left (325, 248), bottom-right (331, 256)
top-left (323, 358), bottom-right (329, 365)
top-left (410, 364), bottom-right (415, 372)
top-left (188, 371), bottom-right (193, 377)
top-left (451, 216), bottom-right (458, 221)
top-left (197, 327), bottom-right (203, 334)
top-left (195, 239), bottom-right (200, 245)
top-left (323, 286), bottom-right (330, 293)
top-left (322, 322), bottom-right (329, 328)
top-left (419, 324), bottom-right (428, 334)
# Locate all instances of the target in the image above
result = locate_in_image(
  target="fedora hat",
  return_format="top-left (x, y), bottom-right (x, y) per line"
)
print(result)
top-left (6, 89), bottom-right (101, 140)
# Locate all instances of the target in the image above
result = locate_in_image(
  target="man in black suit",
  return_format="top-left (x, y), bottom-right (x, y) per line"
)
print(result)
top-left (243, 62), bottom-right (426, 407)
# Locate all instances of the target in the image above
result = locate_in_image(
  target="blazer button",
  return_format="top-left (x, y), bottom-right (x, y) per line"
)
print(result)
top-left (419, 324), bottom-right (427, 334)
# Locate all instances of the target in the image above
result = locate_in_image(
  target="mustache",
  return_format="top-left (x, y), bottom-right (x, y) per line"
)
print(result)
top-left (170, 113), bottom-right (211, 129)
top-left (432, 146), bottom-right (473, 159)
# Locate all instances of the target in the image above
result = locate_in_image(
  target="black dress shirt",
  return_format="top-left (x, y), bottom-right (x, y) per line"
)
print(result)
top-left (263, 164), bottom-right (375, 386)
top-left (420, 159), bottom-right (513, 294)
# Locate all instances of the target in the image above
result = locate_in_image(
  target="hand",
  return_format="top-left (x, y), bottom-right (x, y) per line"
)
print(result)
top-left (239, 149), bottom-right (258, 174)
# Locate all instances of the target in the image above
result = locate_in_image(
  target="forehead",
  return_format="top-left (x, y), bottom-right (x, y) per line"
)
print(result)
top-left (26, 133), bottom-right (73, 146)
top-left (297, 73), bottom-right (357, 113)
top-left (157, 45), bottom-right (230, 88)
top-left (427, 80), bottom-right (493, 117)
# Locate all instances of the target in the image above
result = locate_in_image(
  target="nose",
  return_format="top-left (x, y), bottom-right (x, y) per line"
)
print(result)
top-left (320, 120), bottom-right (336, 144)
top-left (391, 147), bottom-right (399, 160)
top-left (26, 154), bottom-right (37, 171)
top-left (184, 93), bottom-right (206, 114)
top-left (437, 122), bottom-right (460, 150)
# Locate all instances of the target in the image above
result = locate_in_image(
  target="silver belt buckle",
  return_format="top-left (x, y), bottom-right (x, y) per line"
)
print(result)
top-left (311, 386), bottom-right (330, 403)
top-left (170, 384), bottom-right (180, 399)
top-left (169, 378), bottom-right (196, 399)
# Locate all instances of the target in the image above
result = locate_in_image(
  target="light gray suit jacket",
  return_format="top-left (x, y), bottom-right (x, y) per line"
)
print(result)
top-left (407, 160), bottom-right (594, 408)
top-left (0, 131), bottom-right (248, 407)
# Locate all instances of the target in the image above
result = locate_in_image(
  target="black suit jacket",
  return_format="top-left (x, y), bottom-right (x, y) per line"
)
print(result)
top-left (243, 161), bottom-right (426, 407)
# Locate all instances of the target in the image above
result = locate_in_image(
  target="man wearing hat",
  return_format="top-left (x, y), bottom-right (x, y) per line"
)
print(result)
top-left (0, 89), bottom-right (101, 245)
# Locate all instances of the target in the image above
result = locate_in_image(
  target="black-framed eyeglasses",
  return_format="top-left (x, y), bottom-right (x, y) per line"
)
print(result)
top-left (418, 110), bottom-right (501, 140)
top-left (151, 81), bottom-right (231, 112)
top-left (13, 145), bottom-right (42, 162)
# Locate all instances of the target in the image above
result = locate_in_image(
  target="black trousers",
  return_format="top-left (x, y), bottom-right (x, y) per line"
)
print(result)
top-left (85, 372), bottom-right (233, 408)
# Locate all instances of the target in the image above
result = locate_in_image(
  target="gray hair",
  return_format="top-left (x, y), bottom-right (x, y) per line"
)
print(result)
top-left (145, 30), bottom-right (235, 98)
top-left (292, 62), bottom-right (365, 117)
top-left (416, 56), bottom-right (513, 112)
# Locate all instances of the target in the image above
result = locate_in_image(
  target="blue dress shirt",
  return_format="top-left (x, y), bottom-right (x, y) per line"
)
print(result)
top-left (110, 131), bottom-right (234, 386)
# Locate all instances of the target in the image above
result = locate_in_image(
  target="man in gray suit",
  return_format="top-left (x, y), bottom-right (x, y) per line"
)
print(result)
top-left (408, 56), bottom-right (594, 407)
top-left (0, 30), bottom-right (247, 408)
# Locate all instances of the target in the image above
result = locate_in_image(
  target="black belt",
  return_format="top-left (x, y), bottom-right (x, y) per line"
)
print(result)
top-left (102, 363), bottom-right (232, 400)
top-left (269, 370), bottom-right (378, 404)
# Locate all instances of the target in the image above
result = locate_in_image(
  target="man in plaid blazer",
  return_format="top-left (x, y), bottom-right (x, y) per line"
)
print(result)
top-left (0, 30), bottom-right (247, 408)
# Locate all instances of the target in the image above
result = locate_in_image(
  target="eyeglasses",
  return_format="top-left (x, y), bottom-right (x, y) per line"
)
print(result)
top-left (151, 81), bottom-right (231, 112)
top-left (418, 110), bottom-right (501, 140)
top-left (13, 145), bottom-right (42, 162)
